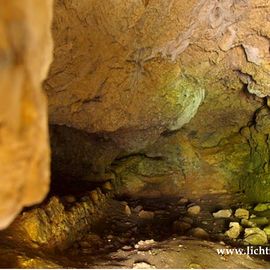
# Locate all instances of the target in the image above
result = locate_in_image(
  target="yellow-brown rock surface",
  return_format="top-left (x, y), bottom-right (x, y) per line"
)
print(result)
top-left (0, 0), bottom-right (53, 229)
top-left (46, 0), bottom-right (270, 201)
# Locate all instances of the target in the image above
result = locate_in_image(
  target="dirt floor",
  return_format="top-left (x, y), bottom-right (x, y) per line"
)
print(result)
top-left (0, 195), bottom-right (270, 268)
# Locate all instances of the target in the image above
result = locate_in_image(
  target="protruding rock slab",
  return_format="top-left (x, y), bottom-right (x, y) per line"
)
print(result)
top-left (0, 0), bottom-right (53, 229)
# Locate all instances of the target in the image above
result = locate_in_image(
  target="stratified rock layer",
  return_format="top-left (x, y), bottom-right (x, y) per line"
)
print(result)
top-left (0, 0), bottom-right (53, 228)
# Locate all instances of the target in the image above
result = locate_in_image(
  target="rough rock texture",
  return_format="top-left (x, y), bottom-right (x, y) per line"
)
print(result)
top-left (45, 0), bottom-right (270, 202)
top-left (14, 188), bottom-right (110, 249)
top-left (0, 0), bottom-right (53, 229)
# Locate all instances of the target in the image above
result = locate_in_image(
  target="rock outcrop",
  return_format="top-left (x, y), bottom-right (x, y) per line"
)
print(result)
top-left (0, 0), bottom-right (53, 228)
top-left (45, 0), bottom-right (270, 202)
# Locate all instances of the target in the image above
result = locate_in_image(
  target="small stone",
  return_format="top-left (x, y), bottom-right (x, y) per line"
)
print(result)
top-left (178, 198), bottom-right (188, 205)
top-left (102, 181), bottom-right (113, 192)
top-left (122, 245), bottom-right (133, 251)
top-left (154, 210), bottom-right (167, 215)
top-left (235, 208), bottom-right (249, 219)
top-left (212, 209), bottom-right (232, 218)
top-left (188, 263), bottom-right (202, 269)
top-left (107, 235), bottom-right (114, 240)
top-left (135, 239), bottom-right (156, 251)
top-left (63, 195), bottom-right (76, 203)
top-left (249, 217), bottom-right (269, 226)
top-left (183, 217), bottom-right (194, 224)
top-left (263, 225), bottom-right (270, 238)
top-left (89, 190), bottom-right (99, 204)
top-left (244, 227), bottom-right (268, 245)
top-left (133, 262), bottom-right (156, 269)
top-left (254, 203), bottom-right (270, 212)
top-left (138, 210), bottom-right (154, 219)
top-left (241, 219), bottom-right (256, 228)
top-left (187, 205), bottom-right (201, 216)
top-left (173, 221), bottom-right (192, 233)
top-left (225, 222), bottom-right (242, 239)
top-left (133, 205), bottom-right (143, 212)
top-left (191, 227), bottom-right (209, 240)
top-left (79, 241), bottom-right (91, 248)
top-left (124, 205), bottom-right (132, 216)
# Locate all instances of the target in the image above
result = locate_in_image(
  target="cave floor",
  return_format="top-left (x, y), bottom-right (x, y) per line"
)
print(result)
top-left (0, 195), bottom-right (270, 268)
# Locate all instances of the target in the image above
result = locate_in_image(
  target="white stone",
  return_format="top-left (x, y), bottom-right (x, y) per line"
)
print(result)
top-left (212, 209), bottom-right (232, 218)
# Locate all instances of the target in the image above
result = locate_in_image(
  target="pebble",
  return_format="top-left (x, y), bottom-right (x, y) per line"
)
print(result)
top-left (241, 219), bottom-right (256, 228)
top-left (135, 239), bottom-right (156, 251)
top-left (133, 262), bottom-right (156, 269)
top-left (122, 245), bottom-right (133, 251)
top-left (254, 203), bottom-right (270, 212)
top-left (249, 217), bottom-right (269, 226)
top-left (183, 217), bottom-right (194, 224)
top-left (133, 205), bottom-right (143, 212)
top-left (191, 227), bottom-right (209, 240)
top-left (138, 210), bottom-right (154, 219)
top-left (79, 241), bottom-right (91, 248)
top-left (212, 209), bottom-right (232, 218)
top-left (173, 221), bottom-right (192, 233)
top-left (234, 208), bottom-right (249, 219)
top-left (89, 190), bottom-right (99, 204)
top-left (63, 195), bottom-right (76, 203)
top-left (187, 205), bottom-right (201, 216)
top-left (263, 225), bottom-right (270, 238)
top-left (225, 222), bottom-right (242, 239)
top-left (178, 198), bottom-right (188, 205)
top-left (124, 205), bottom-right (132, 216)
top-left (188, 263), bottom-right (202, 269)
top-left (244, 227), bottom-right (268, 245)
top-left (102, 181), bottom-right (113, 192)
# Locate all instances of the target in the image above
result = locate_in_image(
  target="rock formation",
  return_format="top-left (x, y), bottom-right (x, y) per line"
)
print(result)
top-left (0, 0), bottom-right (53, 229)
top-left (46, 0), bottom-right (270, 202)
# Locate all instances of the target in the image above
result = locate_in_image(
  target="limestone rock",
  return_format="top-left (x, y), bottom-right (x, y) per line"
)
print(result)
top-left (138, 210), bottom-right (154, 220)
top-left (249, 217), bottom-right (269, 226)
top-left (173, 221), bottom-right (192, 233)
top-left (43, 0), bottom-right (270, 205)
top-left (213, 209), bottom-right (232, 219)
top-left (244, 228), bottom-right (268, 246)
top-left (15, 192), bottom-right (109, 249)
top-left (187, 205), bottom-right (201, 216)
top-left (241, 219), bottom-right (256, 228)
top-left (135, 239), bottom-right (156, 251)
top-left (191, 228), bottom-right (209, 240)
top-left (124, 205), bottom-right (132, 216)
top-left (235, 208), bottom-right (249, 219)
top-left (254, 203), bottom-right (270, 212)
top-left (263, 225), bottom-right (270, 238)
top-left (225, 222), bottom-right (242, 239)
top-left (0, 0), bottom-right (53, 229)
top-left (178, 198), bottom-right (188, 205)
top-left (133, 262), bottom-right (156, 269)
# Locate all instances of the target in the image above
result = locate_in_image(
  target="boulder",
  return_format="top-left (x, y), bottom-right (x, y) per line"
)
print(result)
top-left (0, 0), bottom-right (53, 229)
top-left (244, 228), bottom-right (268, 246)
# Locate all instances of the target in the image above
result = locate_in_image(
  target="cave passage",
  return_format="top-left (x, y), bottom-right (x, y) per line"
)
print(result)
top-left (1, 0), bottom-right (270, 269)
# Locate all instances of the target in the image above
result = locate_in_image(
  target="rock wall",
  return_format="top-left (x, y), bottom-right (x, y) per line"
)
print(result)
top-left (0, 0), bottom-right (53, 228)
top-left (46, 0), bottom-right (270, 202)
